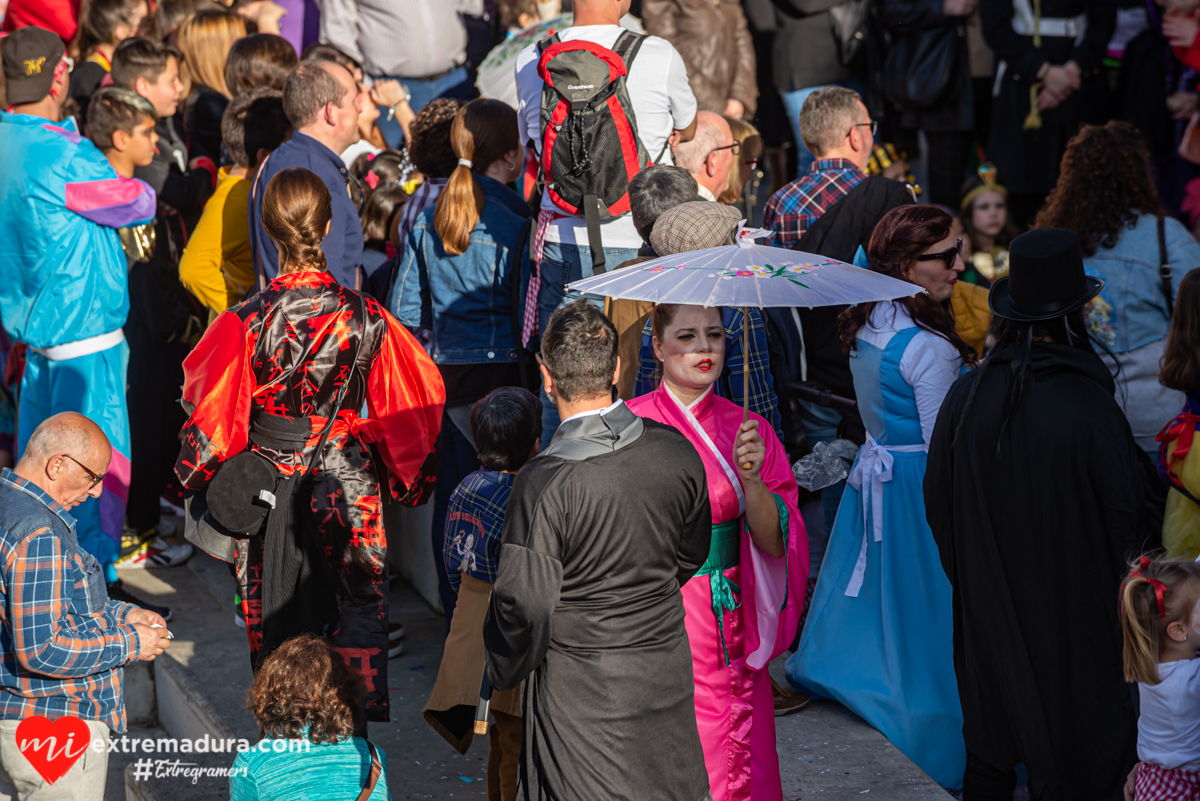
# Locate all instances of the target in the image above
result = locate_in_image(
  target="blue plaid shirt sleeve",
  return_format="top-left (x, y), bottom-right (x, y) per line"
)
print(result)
top-left (443, 472), bottom-right (513, 590)
top-left (7, 529), bottom-right (137, 678)
top-left (633, 310), bottom-right (784, 443)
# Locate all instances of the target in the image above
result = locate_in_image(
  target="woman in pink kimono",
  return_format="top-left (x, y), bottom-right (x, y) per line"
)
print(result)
top-left (627, 303), bottom-right (808, 801)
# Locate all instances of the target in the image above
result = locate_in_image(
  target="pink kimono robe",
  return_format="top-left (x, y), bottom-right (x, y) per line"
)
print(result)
top-left (628, 382), bottom-right (808, 801)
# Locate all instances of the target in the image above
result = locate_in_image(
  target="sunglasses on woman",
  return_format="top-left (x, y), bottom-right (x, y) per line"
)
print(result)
top-left (915, 239), bottom-right (963, 269)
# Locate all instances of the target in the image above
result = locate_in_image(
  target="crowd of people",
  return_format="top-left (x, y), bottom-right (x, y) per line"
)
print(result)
top-left (0, 0), bottom-right (1198, 798)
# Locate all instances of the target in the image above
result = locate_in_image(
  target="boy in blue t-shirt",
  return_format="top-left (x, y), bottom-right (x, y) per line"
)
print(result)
top-left (424, 386), bottom-right (541, 801)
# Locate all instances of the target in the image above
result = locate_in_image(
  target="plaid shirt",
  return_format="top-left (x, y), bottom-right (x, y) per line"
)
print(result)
top-left (763, 159), bottom-right (866, 250)
top-left (443, 469), bottom-right (515, 593)
top-left (0, 469), bottom-right (138, 732)
top-left (634, 307), bottom-right (785, 443)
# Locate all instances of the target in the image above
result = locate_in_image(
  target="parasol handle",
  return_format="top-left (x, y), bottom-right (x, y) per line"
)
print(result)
top-left (742, 306), bottom-right (752, 470)
top-left (474, 670), bottom-right (492, 735)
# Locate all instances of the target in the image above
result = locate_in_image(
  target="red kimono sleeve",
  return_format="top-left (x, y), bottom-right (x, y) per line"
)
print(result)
top-left (174, 310), bottom-right (257, 489)
top-left (364, 301), bottom-right (445, 498)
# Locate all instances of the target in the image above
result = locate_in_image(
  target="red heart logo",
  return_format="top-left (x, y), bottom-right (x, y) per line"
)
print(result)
top-left (14, 716), bottom-right (92, 784)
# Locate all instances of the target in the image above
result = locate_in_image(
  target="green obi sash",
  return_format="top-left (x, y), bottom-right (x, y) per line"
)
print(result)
top-left (695, 519), bottom-right (741, 665)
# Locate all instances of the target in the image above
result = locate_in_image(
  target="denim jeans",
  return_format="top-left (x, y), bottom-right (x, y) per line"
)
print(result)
top-left (781, 80), bottom-right (864, 181)
top-left (374, 66), bottom-right (476, 148)
top-left (535, 240), bottom-right (639, 448)
top-left (431, 409), bottom-right (480, 632)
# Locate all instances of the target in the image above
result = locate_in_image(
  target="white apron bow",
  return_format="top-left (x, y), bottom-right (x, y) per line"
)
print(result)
top-left (843, 434), bottom-right (927, 598)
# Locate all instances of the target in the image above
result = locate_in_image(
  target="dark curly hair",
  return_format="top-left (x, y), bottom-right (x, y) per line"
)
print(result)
top-left (408, 97), bottom-right (465, 179)
top-left (1034, 121), bottom-right (1165, 257)
top-left (1160, 267), bottom-right (1200, 395)
top-left (248, 635), bottom-right (363, 743)
top-left (838, 205), bottom-right (976, 365)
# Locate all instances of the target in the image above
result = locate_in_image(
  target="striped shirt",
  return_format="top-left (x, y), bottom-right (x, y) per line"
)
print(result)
top-left (0, 469), bottom-right (139, 732)
top-left (443, 469), bottom-right (514, 593)
top-left (397, 178), bottom-right (446, 255)
top-left (763, 158), bottom-right (866, 250)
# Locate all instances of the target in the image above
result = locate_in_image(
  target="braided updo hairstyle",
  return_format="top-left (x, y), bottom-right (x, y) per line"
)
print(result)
top-left (261, 168), bottom-right (332, 274)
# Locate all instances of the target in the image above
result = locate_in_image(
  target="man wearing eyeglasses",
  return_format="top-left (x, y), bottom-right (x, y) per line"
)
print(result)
top-left (763, 86), bottom-right (876, 251)
top-left (0, 26), bottom-right (156, 594)
top-left (0, 413), bottom-right (171, 800)
top-left (672, 111), bottom-right (739, 203)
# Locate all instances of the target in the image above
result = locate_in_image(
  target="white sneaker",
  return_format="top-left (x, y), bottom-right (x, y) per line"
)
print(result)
top-left (388, 622), bottom-right (405, 642)
top-left (118, 538), bottom-right (193, 569)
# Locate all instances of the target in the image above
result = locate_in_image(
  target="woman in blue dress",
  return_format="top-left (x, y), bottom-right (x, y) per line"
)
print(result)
top-left (787, 205), bottom-right (975, 789)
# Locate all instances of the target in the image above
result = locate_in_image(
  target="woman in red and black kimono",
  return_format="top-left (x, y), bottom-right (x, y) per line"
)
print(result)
top-left (175, 168), bottom-right (444, 721)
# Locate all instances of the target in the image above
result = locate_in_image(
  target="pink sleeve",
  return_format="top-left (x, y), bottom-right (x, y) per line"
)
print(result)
top-left (64, 177), bottom-right (156, 229)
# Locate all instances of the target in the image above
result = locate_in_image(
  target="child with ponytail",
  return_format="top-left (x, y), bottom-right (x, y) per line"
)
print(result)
top-left (1121, 555), bottom-right (1200, 798)
top-left (389, 98), bottom-right (531, 631)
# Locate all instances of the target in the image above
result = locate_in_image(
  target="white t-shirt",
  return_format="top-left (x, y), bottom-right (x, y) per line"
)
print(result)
top-left (514, 25), bottom-right (697, 248)
top-left (857, 303), bottom-right (962, 446)
top-left (1139, 659), bottom-right (1200, 772)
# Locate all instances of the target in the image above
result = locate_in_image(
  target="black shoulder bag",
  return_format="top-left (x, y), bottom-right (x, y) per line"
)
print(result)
top-left (183, 292), bottom-right (366, 562)
top-left (882, 22), bottom-right (963, 110)
top-left (1159, 215), bottom-right (1175, 318)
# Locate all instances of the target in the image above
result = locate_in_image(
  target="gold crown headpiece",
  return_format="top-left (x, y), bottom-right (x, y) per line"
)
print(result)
top-left (960, 163), bottom-right (1006, 210)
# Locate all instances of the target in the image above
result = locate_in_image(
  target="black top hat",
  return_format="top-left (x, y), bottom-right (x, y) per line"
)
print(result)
top-left (2, 27), bottom-right (66, 106)
top-left (988, 228), bottom-right (1104, 322)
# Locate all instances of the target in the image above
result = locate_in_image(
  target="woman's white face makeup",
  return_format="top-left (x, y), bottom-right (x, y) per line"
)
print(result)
top-left (653, 305), bottom-right (725, 393)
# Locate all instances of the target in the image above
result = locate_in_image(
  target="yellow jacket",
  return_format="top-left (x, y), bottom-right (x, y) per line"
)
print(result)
top-left (950, 280), bottom-right (992, 357)
top-left (179, 168), bottom-right (255, 315)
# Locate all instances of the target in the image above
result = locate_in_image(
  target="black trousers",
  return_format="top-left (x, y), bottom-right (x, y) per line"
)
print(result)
top-left (964, 753), bottom-right (1020, 801)
top-left (125, 308), bottom-right (190, 532)
top-left (923, 130), bottom-right (974, 208)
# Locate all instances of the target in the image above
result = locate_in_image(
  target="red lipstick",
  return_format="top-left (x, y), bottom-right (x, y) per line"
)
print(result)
top-left (697, 359), bottom-right (714, 372)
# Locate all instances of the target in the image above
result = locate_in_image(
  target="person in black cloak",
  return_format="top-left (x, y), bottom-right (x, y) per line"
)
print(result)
top-left (483, 300), bottom-right (714, 801)
top-left (924, 228), bottom-right (1144, 800)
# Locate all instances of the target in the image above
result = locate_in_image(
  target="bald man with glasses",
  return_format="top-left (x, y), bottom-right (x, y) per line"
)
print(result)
top-left (672, 110), bottom-right (738, 202)
top-left (0, 413), bottom-right (169, 801)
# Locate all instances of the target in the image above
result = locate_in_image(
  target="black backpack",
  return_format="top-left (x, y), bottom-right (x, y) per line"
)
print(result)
top-left (535, 30), bottom-right (652, 273)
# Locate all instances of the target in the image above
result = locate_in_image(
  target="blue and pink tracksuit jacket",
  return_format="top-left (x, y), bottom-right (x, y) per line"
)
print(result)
top-left (0, 111), bottom-right (156, 578)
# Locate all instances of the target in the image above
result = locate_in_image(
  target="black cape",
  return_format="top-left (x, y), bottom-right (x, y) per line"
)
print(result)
top-left (484, 402), bottom-right (712, 801)
top-left (924, 342), bottom-right (1143, 799)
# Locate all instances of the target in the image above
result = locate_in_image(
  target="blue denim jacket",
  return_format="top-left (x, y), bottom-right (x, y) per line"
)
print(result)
top-left (1083, 213), bottom-right (1200, 354)
top-left (389, 174), bottom-right (531, 364)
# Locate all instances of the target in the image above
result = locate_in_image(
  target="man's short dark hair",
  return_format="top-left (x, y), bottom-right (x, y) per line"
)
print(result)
top-left (541, 300), bottom-right (619, 403)
top-left (88, 87), bottom-right (156, 151)
top-left (470, 387), bottom-right (542, 472)
top-left (407, 98), bottom-right (464, 178)
top-left (629, 166), bottom-right (699, 244)
top-left (223, 88), bottom-right (290, 168)
top-left (283, 60), bottom-right (349, 129)
top-left (111, 37), bottom-right (180, 90)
